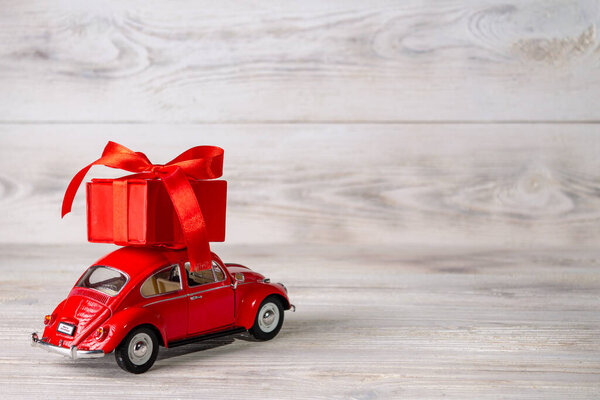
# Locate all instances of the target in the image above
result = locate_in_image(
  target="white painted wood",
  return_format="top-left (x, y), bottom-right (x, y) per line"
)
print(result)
top-left (1, 123), bottom-right (599, 249)
top-left (1, 1), bottom-right (599, 397)
top-left (0, 0), bottom-right (599, 122)
top-left (0, 244), bottom-right (598, 399)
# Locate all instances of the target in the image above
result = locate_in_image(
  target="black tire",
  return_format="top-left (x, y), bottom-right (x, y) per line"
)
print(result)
top-left (115, 326), bottom-right (159, 374)
top-left (248, 296), bottom-right (284, 341)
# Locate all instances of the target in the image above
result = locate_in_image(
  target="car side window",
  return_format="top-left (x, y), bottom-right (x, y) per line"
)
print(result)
top-left (213, 263), bottom-right (225, 281)
top-left (185, 261), bottom-right (226, 287)
top-left (140, 264), bottom-right (181, 297)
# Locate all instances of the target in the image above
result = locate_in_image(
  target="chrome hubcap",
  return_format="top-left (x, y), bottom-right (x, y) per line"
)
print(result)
top-left (257, 303), bottom-right (279, 333)
top-left (263, 310), bottom-right (275, 325)
top-left (133, 341), bottom-right (147, 357)
top-left (128, 332), bottom-right (152, 365)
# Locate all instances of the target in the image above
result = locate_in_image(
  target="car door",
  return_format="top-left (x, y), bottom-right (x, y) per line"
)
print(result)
top-left (185, 260), bottom-right (235, 335)
top-left (139, 263), bottom-right (187, 341)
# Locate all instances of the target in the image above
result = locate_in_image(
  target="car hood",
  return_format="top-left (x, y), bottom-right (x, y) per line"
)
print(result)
top-left (226, 264), bottom-right (265, 283)
top-left (42, 292), bottom-right (110, 348)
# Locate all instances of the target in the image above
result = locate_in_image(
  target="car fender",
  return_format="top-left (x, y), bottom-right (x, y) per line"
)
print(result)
top-left (235, 283), bottom-right (290, 329)
top-left (81, 306), bottom-right (168, 353)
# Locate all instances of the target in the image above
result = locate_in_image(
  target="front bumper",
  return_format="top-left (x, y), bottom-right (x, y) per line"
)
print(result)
top-left (31, 332), bottom-right (105, 360)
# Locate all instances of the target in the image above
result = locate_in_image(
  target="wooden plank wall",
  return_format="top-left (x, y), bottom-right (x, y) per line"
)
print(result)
top-left (1, 125), bottom-right (600, 248)
top-left (1, 0), bottom-right (600, 122)
top-left (0, 1), bottom-right (599, 399)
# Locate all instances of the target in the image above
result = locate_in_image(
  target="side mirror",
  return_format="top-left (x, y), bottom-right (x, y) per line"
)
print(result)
top-left (232, 272), bottom-right (244, 289)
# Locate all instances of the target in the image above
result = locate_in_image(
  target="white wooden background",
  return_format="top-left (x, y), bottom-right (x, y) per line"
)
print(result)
top-left (1, 1), bottom-right (599, 399)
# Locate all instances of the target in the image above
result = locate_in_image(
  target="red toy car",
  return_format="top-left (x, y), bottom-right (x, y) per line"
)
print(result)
top-left (32, 247), bottom-right (294, 373)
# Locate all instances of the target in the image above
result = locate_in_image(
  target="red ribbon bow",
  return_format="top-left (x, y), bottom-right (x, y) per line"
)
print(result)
top-left (62, 141), bottom-right (224, 271)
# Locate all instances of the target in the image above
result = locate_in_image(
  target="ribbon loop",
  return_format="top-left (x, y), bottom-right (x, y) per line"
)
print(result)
top-left (62, 141), bottom-right (224, 271)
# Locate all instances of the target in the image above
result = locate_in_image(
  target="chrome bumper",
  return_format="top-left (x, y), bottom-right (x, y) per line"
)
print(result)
top-left (31, 332), bottom-right (104, 360)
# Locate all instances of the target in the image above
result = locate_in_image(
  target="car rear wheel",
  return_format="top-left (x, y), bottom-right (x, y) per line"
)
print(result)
top-left (248, 296), bottom-right (284, 341)
top-left (115, 326), bottom-right (159, 374)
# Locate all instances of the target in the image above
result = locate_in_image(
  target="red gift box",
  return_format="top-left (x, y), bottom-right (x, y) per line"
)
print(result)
top-left (62, 141), bottom-right (226, 271)
top-left (86, 178), bottom-right (226, 246)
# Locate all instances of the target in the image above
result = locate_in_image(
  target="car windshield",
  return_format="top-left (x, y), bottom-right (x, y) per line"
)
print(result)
top-left (75, 265), bottom-right (128, 296)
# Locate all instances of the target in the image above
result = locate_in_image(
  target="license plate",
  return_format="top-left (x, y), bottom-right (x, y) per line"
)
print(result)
top-left (57, 322), bottom-right (76, 336)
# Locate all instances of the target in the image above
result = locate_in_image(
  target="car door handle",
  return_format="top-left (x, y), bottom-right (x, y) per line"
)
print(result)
top-left (190, 295), bottom-right (202, 300)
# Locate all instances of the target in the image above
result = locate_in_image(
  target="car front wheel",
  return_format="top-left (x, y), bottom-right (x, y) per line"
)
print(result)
top-left (248, 296), bottom-right (284, 341)
top-left (115, 326), bottom-right (159, 374)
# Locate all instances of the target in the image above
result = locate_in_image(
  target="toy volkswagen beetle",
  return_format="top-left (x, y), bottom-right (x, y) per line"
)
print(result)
top-left (32, 247), bottom-right (294, 373)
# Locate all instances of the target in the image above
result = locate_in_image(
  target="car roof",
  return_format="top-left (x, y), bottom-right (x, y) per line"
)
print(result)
top-left (92, 246), bottom-right (225, 280)
top-left (93, 246), bottom-right (186, 278)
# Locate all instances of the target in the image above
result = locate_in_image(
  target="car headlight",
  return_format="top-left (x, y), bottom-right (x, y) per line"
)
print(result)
top-left (278, 282), bottom-right (288, 293)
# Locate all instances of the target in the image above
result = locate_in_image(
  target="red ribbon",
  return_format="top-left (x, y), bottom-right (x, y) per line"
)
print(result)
top-left (62, 141), bottom-right (224, 271)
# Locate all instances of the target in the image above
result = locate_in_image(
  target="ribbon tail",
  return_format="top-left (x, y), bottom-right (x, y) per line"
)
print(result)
top-left (160, 168), bottom-right (212, 271)
top-left (61, 141), bottom-right (153, 218)
top-left (61, 163), bottom-right (94, 217)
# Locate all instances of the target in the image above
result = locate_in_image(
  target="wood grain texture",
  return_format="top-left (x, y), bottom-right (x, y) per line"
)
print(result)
top-left (1, 124), bottom-right (599, 249)
top-left (1, 1), bottom-right (599, 398)
top-left (0, 244), bottom-right (598, 399)
top-left (0, 0), bottom-right (599, 122)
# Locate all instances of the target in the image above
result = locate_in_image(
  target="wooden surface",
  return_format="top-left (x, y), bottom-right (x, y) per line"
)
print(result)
top-left (1, 124), bottom-right (600, 249)
top-left (0, 0), bottom-right (599, 122)
top-left (0, 126), bottom-right (598, 399)
top-left (1, 0), bottom-right (600, 398)
top-left (1, 244), bottom-right (599, 399)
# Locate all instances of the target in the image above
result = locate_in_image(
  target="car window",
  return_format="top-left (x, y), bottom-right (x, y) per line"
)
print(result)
top-left (213, 263), bottom-right (225, 281)
top-left (185, 261), bottom-right (226, 287)
top-left (75, 265), bottom-right (128, 296)
top-left (140, 264), bottom-right (181, 297)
